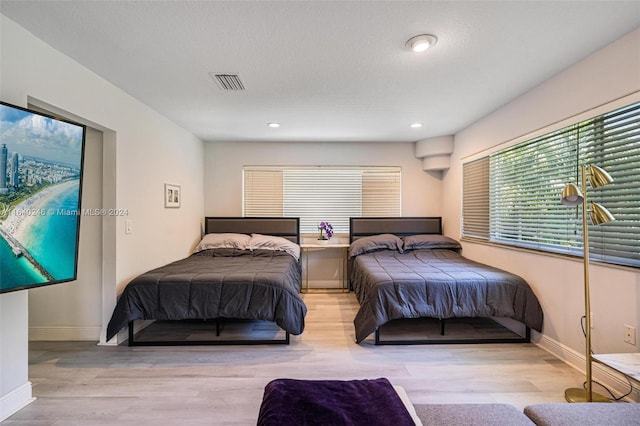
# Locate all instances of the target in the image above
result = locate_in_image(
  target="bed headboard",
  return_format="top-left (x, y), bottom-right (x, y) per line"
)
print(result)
top-left (349, 217), bottom-right (442, 243)
top-left (204, 217), bottom-right (300, 244)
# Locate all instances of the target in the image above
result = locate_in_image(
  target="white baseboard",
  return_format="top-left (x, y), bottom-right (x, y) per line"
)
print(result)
top-left (535, 333), bottom-right (640, 402)
top-left (0, 382), bottom-right (34, 422)
top-left (28, 326), bottom-right (101, 341)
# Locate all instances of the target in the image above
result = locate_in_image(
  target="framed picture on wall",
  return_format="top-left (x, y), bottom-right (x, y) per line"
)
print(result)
top-left (164, 183), bottom-right (181, 208)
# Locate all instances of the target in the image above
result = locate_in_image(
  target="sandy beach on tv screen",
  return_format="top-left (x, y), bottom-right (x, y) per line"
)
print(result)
top-left (0, 180), bottom-right (78, 245)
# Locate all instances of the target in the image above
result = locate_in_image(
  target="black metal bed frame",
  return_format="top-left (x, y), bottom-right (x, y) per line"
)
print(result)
top-left (350, 217), bottom-right (534, 346)
top-left (127, 319), bottom-right (290, 346)
top-left (373, 319), bottom-right (531, 345)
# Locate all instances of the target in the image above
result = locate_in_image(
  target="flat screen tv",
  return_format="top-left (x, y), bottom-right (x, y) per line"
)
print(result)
top-left (0, 101), bottom-right (86, 294)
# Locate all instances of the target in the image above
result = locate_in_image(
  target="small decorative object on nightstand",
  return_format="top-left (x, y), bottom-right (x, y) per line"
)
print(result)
top-left (318, 221), bottom-right (333, 241)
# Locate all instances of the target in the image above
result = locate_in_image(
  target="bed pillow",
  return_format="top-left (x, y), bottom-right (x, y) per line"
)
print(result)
top-left (249, 233), bottom-right (300, 261)
top-left (402, 234), bottom-right (461, 251)
top-left (348, 233), bottom-right (403, 258)
top-left (193, 233), bottom-right (251, 253)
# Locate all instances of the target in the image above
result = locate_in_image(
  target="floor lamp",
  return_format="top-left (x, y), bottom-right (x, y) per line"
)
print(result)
top-left (561, 164), bottom-right (615, 403)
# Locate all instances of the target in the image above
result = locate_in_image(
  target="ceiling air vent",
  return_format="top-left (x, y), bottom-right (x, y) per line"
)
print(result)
top-left (210, 73), bottom-right (245, 91)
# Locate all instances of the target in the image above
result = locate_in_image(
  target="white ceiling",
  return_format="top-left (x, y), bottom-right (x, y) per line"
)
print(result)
top-left (1, 1), bottom-right (639, 143)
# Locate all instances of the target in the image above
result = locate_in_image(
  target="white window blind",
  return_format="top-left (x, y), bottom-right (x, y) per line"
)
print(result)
top-left (243, 166), bottom-right (401, 234)
top-left (462, 101), bottom-right (640, 268)
top-left (283, 168), bottom-right (362, 234)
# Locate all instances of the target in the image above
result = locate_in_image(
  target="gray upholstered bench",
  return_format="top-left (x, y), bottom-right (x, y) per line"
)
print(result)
top-left (413, 403), bottom-right (535, 425)
top-left (524, 402), bottom-right (640, 426)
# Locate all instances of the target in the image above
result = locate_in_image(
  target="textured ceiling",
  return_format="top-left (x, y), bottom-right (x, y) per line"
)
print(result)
top-left (1, 1), bottom-right (639, 143)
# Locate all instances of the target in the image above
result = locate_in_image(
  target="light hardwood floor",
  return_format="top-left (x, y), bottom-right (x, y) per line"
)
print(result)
top-left (5, 292), bottom-right (583, 425)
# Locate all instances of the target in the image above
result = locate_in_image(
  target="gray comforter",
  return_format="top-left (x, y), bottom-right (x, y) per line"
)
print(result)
top-left (350, 249), bottom-right (543, 343)
top-left (106, 248), bottom-right (306, 341)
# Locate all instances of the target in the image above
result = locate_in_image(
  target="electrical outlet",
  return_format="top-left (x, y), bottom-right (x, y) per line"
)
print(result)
top-left (624, 324), bottom-right (636, 346)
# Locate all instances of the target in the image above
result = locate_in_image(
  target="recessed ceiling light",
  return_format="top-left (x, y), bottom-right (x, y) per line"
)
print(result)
top-left (406, 34), bottom-right (437, 53)
top-left (410, 123), bottom-right (423, 128)
top-left (268, 122), bottom-right (280, 128)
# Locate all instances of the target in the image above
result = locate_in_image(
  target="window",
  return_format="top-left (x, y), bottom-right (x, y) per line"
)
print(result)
top-left (462, 101), bottom-right (640, 268)
top-left (243, 166), bottom-right (401, 234)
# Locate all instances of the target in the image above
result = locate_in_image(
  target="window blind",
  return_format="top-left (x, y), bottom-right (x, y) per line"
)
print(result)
top-left (462, 157), bottom-right (490, 239)
top-left (579, 103), bottom-right (640, 266)
top-left (489, 126), bottom-right (579, 251)
top-left (361, 168), bottom-right (402, 217)
top-left (243, 166), bottom-right (401, 234)
top-left (243, 168), bottom-right (283, 216)
top-left (283, 168), bottom-right (362, 234)
top-left (462, 101), bottom-right (640, 268)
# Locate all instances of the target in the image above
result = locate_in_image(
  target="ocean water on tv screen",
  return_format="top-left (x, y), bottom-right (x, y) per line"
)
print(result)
top-left (0, 237), bottom-right (45, 291)
top-left (0, 182), bottom-right (80, 291)
top-left (20, 182), bottom-right (80, 280)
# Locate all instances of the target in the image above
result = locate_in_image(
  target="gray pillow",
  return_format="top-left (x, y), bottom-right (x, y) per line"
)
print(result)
top-left (249, 233), bottom-right (301, 261)
top-left (349, 234), bottom-right (403, 258)
top-left (193, 233), bottom-right (251, 253)
top-left (402, 234), bottom-right (461, 251)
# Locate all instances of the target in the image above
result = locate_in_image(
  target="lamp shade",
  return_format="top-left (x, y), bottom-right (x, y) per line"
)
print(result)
top-left (590, 202), bottom-right (616, 225)
top-left (588, 165), bottom-right (614, 188)
top-left (561, 183), bottom-right (584, 206)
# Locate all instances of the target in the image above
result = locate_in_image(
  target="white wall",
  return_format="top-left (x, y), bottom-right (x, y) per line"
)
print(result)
top-left (444, 28), bottom-right (640, 374)
top-left (0, 14), bottom-right (204, 417)
top-left (204, 141), bottom-right (442, 219)
top-left (0, 292), bottom-right (31, 422)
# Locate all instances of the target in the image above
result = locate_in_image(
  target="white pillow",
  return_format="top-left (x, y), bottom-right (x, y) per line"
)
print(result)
top-left (249, 233), bottom-right (300, 261)
top-left (193, 233), bottom-right (251, 253)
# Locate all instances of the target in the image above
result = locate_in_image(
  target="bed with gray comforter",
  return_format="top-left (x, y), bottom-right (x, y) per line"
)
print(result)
top-left (106, 248), bottom-right (306, 342)
top-left (106, 217), bottom-right (306, 345)
top-left (348, 217), bottom-right (543, 344)
top-left (351, 248), bottom-right (544, 343)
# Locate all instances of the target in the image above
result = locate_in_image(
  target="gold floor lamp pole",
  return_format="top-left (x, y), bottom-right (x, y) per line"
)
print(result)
top-left (561, 164), bottom-right (615, 403)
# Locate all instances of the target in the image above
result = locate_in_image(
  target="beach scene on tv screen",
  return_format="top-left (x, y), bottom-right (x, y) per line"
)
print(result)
top-left (0, 103), bottom-right (84, 292)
